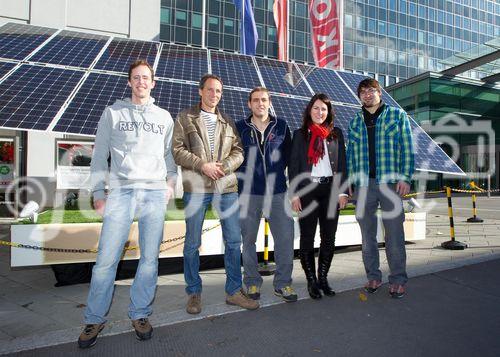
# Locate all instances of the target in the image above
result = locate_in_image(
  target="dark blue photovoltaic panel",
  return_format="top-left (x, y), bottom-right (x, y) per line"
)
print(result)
top-left (337, 71), bottom-right (400, 108)
top-left (0, 23), bottom-right (56, 60)
top-left (210, 52), bottom-right (261, 89)
top-left (156, 44), bottom-right (208, 82)
top-left (55, 73), bottom-right (129, 135)
top-left (255, 58), bottom-right (312, 97)
top-left (154, 81), bottom-right (199, 120)
top-left (269, 95), bottom-right (309, 131)
top-left (298, 64), bottom-right (360, 105)
top-left (94, 39), bottom-right (159, 74)
top-left (0, 64), bottom-right (83, 130)
top-left (30, 30), bottom-right (109, 68)
top-left (0, 61), bottom-right (16, 79)
top-left (218, 89), bottom-right (250, 123)
top-left (410, 118), bottom-right (463, 174)
top-left (333, 105), bottom-right (361, 136)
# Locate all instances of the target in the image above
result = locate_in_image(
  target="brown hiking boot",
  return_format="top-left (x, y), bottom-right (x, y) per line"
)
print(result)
top-left (186, 293), bottom-right (202, 314)
top-left (77, 323), bottom-right (105, 349)
top-left (226, 289), bottom-right (259, 310)
top-left (131, 318), bottom-right (153, 340)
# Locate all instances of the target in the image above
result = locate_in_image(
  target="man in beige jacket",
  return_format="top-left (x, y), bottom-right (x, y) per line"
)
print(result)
top-left (172, 74), bottom-right (258, 314)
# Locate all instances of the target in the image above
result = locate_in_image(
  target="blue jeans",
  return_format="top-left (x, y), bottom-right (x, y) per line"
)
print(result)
top-left (183, 192), bottom-right (242, 296)
top-left (84, 188), bottom-right (166, 324)
top-left (239, 193), bottom-right (295, 290)
top-left (354, 179), bottom-right (408, 285)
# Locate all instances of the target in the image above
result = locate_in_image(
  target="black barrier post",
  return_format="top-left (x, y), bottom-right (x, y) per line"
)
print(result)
top-left (441, 186), bottom-right (468, 250)
top-left (467, 182), bottom-right (483, 223)
top-left (258, 218), bottom-right (276, 276)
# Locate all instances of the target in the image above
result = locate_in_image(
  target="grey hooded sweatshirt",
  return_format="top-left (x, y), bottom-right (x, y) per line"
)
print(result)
top-left (90, 97), bottom-right (177, 201)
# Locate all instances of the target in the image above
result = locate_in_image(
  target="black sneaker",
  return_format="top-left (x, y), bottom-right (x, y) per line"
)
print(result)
top-left (389, 284), bottom-right (405, 299)
top-left (78, 323), bottom-right (105, 349)
top-left (274, 286), bottom-right (298, 302)
top-left (132, 318), bottom-right (153, 340)
top-left (364, 280), bottom-right (382, 294)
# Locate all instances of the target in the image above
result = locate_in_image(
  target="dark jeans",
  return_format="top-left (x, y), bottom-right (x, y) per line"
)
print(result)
top-left (298, 182), bottom-right (340, 252)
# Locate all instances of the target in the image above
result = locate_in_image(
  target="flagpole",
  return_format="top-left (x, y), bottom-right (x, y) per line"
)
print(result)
top-left (286, 0), bottom-right (289, 62)
top-left (241, 0), bottom-right (246, 53)
top-left (202, 0), bottom-right (206, 48)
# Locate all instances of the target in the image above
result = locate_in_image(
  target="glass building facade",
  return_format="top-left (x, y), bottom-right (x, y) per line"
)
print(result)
top-left (388, 73), bottom-right (500, 189)
top-left (159, 0), bottom-right (500, 87)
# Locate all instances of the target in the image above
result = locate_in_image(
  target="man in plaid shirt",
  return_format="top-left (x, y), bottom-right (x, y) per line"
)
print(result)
top-left (347, 78), bottom-right (414, 299)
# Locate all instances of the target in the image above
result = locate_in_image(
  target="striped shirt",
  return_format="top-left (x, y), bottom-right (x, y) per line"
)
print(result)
top-left (346, 105), bottom-right (415, 187)
top-left (201, 110), bottom-right (217, 155)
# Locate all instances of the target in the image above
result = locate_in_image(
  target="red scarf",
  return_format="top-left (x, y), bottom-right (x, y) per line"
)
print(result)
top-left (307, 124), bottom-right (330, 165)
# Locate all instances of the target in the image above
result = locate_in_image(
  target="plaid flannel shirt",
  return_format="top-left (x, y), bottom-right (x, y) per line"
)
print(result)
top-left (347, 105), bottom-right (415, 187)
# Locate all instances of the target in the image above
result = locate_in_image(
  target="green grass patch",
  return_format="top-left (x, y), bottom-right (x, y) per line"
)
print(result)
top-left (16, 200), bottom-right (356, 224)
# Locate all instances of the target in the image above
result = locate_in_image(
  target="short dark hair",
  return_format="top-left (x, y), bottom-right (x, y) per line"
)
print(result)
top-left (128, 60), bottom-right (154, 80)
top-left (248, 87), bottom-right (270, 102)
top-left (301, 93), bottom-right (336, 139)
top-left (199, 74), bottom-right (223, 89)
top-left (357, 78), bottom-right (381, 97)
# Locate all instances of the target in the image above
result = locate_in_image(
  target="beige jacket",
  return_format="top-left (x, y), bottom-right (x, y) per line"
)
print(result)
top-left (172, 104), bottom-right (244, 193)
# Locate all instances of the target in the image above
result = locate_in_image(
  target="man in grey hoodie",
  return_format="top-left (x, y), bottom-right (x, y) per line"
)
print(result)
top-left (78, 60), bottom-right (177, 349)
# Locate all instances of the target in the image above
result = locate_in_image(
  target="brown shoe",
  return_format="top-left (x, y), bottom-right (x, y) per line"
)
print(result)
top-left (131, 318), bottom-right (153, 340)
top-left (186, 293), bottom-right (202, 314)
top-left (226, 289), bottom-right (259, 310)
top-left (77, 323), bottom-right (105, 349)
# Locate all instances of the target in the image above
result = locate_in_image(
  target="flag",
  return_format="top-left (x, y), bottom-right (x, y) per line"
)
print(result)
top-left (309, 0), bottom-right (342, 69)
top-left (273, 0), bottom-right (288, 61)
top-left (234, 0), bottom-right (259, 55)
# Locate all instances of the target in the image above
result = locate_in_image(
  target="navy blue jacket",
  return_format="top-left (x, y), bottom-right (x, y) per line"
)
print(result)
top-left (235, 115), bottom-right (291, 195)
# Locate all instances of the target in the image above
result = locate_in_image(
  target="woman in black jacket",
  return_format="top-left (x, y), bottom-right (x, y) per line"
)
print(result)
top-left (288, 93), bottom-right (348, 299)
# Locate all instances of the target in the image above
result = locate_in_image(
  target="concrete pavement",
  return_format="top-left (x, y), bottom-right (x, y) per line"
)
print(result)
top-left (9, 258), bottom-right (500, 357)
top-left (1, 196), bottom-right (500, 355)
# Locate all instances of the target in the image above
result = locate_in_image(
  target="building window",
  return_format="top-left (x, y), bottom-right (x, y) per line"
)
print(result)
top-left (192, 13), bottom-right (202, 29)
top-left (160, 8), bottom-right (171, 25)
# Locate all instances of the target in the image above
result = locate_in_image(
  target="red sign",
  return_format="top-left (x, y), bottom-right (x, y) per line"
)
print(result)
top-left (309, 0), bottom-right (342, 69)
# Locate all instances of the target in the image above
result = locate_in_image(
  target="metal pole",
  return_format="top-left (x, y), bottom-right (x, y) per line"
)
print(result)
top-left (441, 187), bottom-right (467, 250)
top-left (258, 218), bottom-right (276, 276)
top-left (201, 0), bottom-right (206, 48)
top-left (487, 174), bottom-right (491, 198)
top-left (467, 181), bottom-right (484, 222)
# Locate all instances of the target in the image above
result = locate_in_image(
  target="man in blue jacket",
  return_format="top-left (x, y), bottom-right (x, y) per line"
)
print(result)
top-left (236, 87), bottom-right (297, 302)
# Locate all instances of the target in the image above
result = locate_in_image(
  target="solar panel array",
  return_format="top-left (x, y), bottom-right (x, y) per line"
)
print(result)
top-left (0, 22), bottom-right (463, 175)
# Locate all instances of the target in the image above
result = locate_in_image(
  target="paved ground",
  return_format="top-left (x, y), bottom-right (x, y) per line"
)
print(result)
top-left (1, 196), bottom-right (500, 355)
top-left (6, 259), bottom-right (500, 357)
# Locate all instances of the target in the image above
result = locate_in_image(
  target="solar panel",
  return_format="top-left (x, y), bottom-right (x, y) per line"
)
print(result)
top-left (0, 61), bottom-right (16, 79)
top-left (410, 118), bottom-right (464, 174)
top-left (0, 23), bottom-right (464, 176)
top-left (210, 51), bottom-right (261, 89)
top-left (29, 30), bottom-right (109, 68)
top-left (269, 95), bottom-right (309, 131)
top-left (154, 80), bottom-right (199, 119)
top-left (0, 64), bottom-right (83, 130)
top-left (336, 71), bottom-right (400, 108)
top-left (156, 44), bottom-right (208, 82)
top-left (255, 58), bottom-right (312, 97)
top-left (218, 89), bottom-right (250, 123)
top-left (54, 73), bottom-right (129, 135)
top-left (298, 64), bottom-right (360, 105)
top-left (94, 39), bottom-right (159, 74)
top-left (333, 105), bottom-right (360, 136)
top-left (0, 23), bottom-right (56, 61)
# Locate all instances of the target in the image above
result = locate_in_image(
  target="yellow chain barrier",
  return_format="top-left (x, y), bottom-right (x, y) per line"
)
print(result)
top-left (0, 223), bottom-right (221, 254)
top-left (1, 182), bottom-right (499, 254)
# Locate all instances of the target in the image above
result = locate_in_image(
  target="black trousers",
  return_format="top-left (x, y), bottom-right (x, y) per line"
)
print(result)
top-left (298, 182), bottom-right (340, 252)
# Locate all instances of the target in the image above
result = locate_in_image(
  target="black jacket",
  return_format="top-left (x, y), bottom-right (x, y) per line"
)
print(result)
top-left (288, 126), bottom-right (348, 196)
